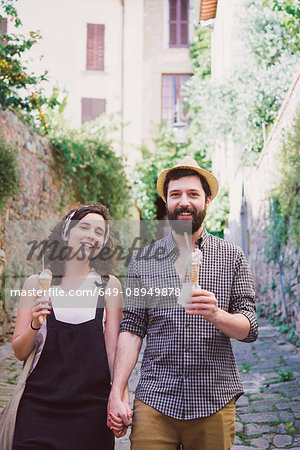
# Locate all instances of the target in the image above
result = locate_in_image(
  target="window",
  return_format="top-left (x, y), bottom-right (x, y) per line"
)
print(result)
top-left (0, 17), bottom-right (7, 34)
top-left (81, 98), bottom-right (106, 124)
top-left (169, 0), bottom-right (189, 47)
top-left (86, 24), bottom-right (105, 71)
top-left (161, 74), bottom-right (190, 127)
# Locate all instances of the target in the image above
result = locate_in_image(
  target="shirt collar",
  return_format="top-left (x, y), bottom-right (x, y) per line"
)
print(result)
top-left (165, 229), bottom-right (179, 259)
top-left (165, 227), bottom-right (210, 256)
top-left (195, 228), bottom-right (209, 250)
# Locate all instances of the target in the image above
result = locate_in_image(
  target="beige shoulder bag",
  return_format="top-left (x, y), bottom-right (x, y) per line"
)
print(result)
top-left (0, 347), bottom-right (36, 450)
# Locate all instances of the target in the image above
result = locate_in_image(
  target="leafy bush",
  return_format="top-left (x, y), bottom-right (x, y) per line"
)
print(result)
top-left (263, 0), bottom-right (300, 53)
top-left (0, 134), bottom-right (20, 211)
top-left (50, 114), bottom-right (132, 220)
top-left (265, 107), bottom-right (300, 265)
top-left (0, 1), bottom-right (59, 128)
top-left (189, 26), bottom-right (211, 77)
top-left (274, 107), bottom-right (300, 247)
top-left (185, 0), bottom-right (298, 159)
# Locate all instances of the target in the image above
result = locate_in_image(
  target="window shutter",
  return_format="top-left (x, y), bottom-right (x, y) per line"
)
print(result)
top-left (81, 98), bottom-right (106, 124)
top-left (0, 17), bottom-right (7, 34)
top-left (169, 0), bottom-right (178, 46)
top-left (180, 0), bottom-right (188, 45)
top-left (169, 0), bottom-right (189, 47)
top-left (86, 23), bottom-right (105, 71)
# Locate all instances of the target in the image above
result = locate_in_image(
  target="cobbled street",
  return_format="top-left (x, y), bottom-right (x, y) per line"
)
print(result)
top-left (1, 317), bottom-right (299, 450)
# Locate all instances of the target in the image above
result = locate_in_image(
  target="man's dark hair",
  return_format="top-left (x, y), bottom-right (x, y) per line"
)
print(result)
top-left (163, 168), bottom-right (212, 201)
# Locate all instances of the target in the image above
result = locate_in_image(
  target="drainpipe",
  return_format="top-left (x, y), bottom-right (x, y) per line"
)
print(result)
top-left (120, 0), bottom-right (124, 158)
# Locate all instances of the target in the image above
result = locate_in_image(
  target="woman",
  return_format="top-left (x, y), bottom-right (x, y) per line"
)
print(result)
top-left (12, 204), bottom-right (123, 449)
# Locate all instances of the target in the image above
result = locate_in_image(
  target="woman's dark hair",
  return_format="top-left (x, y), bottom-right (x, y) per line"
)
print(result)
top-left (43, 204), bottom-right (117, 285)
top-left (163, 168), bottom-right (212, 201)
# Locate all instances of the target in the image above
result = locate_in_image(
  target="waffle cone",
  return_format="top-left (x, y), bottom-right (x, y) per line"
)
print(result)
top-left (188, 264), bottom-right (200, 284)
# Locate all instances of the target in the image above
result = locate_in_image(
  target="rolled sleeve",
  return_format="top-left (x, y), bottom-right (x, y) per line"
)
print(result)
top-left (120, 308), bottom-right (148, 339)
top-left (229, 249), bottom-right (258, 343)
top-left (120, 254), bottom-right (148, 339)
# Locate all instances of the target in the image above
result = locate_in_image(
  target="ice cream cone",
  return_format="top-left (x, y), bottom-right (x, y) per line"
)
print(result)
top-left (188, 263), bottom-right (200, 287)
top-left (39, 269), bottom-right (52, 322)
top-left (187, 248), bottom-right (202, 288)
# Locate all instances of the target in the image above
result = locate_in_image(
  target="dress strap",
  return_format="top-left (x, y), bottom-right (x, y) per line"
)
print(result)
top-left (95, 276), bottom-right (110, 320)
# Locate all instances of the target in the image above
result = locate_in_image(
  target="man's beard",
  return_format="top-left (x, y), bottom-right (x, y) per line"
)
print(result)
top-left (167, 205), bottom-right (207, 235)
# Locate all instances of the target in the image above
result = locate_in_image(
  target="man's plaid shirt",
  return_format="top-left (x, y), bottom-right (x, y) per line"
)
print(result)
top-left (120, 228), bottom-right (258, 419)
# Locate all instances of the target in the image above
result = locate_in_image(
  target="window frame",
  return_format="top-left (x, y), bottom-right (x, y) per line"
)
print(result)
top-left (81, 97), bottom-right (106, 124)
top-left (161, 73), bottom-right (191, 127)
top-left (169, 0), bottom-right (189, 48)
top-left (86, 23), bottom-right (105, 71)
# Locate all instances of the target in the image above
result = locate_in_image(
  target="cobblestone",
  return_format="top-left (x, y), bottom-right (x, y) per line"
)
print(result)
top-left (273, 434), bottom-right (293, 447)
top-left (0, 318), bottom-right (299, 449)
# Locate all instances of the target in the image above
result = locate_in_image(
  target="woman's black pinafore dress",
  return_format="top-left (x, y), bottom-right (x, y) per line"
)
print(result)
top-left (13, 284), bottom-right (115, 450)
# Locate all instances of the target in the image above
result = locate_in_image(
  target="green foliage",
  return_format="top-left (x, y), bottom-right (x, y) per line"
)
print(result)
top-left (49, 113), bottom-right (132, 220)
top-left (205, 188), bottom-right (229, 237)
top-left (265, 108), bottom-right (300, 270)
top-left (264, 198), bottom-right (288, 263)
top-left (279, 324), bottom-right (289, 333)
top-left (186, 0), bottom-right (298, 159)
top-left (0, 0), bottom-right (59, 128)
top-left (263, 0), bottom-right (300, 53)
top-left (189, 26), bottom-right (211, 77)
top-left (273, 107), bottom-right (300, 247)
top-left (0, 133), bottom-right (20, 211)
top-left (242, 363), bottom-right (251, 373)
top-left (286, 327), bottom-right (298, 344)
top-left (277, 368), bottom-right (294, 381)
top-left (286, 422), bottom-right (298, 436)
top-left (271, 278), bottom-right (277, 291)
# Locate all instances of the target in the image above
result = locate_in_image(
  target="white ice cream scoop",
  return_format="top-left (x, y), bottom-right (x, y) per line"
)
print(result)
top-left (39, 269), bottom-right (52, 322)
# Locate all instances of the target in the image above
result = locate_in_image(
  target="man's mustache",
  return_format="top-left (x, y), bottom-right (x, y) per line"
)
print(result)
top-left (173, 207), bottom-right (195, 216)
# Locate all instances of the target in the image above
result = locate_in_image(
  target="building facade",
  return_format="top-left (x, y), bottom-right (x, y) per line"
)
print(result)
top-left (4, 0), bottom-right (201, 166)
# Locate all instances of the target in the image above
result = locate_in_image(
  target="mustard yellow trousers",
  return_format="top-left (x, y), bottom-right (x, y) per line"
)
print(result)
top-left (130, 397), bottom-right (236, 450)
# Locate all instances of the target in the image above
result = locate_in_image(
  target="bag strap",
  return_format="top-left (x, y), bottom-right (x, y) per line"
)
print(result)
top-left (19, 346), bottom-right (36, 385)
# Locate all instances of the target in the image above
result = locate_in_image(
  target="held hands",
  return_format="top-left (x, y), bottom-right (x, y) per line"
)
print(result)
top-left (107, 391), bottom-right (132, 438)
top-left (31, 296), bottom-right (52, 329)
top-left (184, 288), bottom-right (219, 323)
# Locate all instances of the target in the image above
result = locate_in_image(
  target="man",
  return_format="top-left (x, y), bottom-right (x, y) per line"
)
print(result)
top-left (108, 156), bottom-right (258, 450)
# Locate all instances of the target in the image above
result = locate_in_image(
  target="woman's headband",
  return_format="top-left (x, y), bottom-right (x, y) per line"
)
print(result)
top-left (61, 210), bottom-right (110, 245)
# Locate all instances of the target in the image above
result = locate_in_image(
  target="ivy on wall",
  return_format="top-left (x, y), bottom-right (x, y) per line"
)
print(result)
top-left (50, 114), bottom-right (132, 221)
top-left (268, 106), bottom-right (300, 252)
top-left (0, 134), bottom-right (20, 212)
top-left (185, 0), bottom-right (299, 160)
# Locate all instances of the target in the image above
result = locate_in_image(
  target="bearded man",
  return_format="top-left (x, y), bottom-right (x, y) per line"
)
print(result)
top-left (108, 157), bottom-right (258, 450)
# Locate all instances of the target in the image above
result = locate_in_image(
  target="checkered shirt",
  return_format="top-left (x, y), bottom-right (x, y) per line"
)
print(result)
top-left (120, 228), bottom-right (258, 419)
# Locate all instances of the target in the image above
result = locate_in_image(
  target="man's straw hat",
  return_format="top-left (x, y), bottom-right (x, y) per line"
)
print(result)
top-left (157, 156), bottom-right (219, 202)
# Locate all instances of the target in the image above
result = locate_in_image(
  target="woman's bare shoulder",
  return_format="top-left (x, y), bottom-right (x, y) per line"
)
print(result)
top-left (106, 275), bottom-right (122, 289)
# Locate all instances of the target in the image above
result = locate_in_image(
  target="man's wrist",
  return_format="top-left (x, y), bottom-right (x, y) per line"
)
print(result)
top-left (211, 307), bottom-right (225, 327)
top-left (110, 385), bottom-right (125, 399)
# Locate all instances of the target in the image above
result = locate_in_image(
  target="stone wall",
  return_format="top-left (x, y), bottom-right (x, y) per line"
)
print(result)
top-left (0, 109), bottom-right (70, 341)
top-left (246, 70), bottom-right (300, 337)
